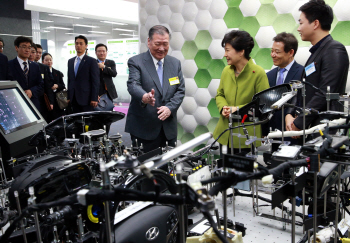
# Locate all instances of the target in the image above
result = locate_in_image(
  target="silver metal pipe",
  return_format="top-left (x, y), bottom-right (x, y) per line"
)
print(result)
top-left (334, 165), bottom-right (341, 243)
top-left (229, 108), bottom-right (234, 155)
top-left (176, 173), bottom-right (187, 243)
top-left (28, 187), bottom-right (42, 243)
top-left (100, 162), bottom-right (113, 243)
top-left (302, 81), bottom-right (306, 146)
top-left (237, 107), bottom-right (241, 153)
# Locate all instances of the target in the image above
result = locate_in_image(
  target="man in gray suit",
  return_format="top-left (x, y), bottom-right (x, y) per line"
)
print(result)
top-left (125, 25), bottom-right (185, 153)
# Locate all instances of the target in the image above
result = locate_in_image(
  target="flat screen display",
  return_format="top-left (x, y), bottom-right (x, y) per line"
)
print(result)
top-left (0, 88), bottom-right (40, 134)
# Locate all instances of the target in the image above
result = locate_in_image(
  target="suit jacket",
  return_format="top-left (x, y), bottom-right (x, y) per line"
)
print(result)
top-left (52, 67), bottom-right (66, 92)
top-left (97, 59), bottom-right (118, 99)
top-left (8, 58), bottom-right (44, 112)
top-left (38, 62), bottom-right (55, 104)
top-left (125, 51), bottom-right (185, 141)
top-left (264, 61), bottom-right (303, 134)
top-left (67, 55), bottom-right (99, 106)
top-left (290, 35), bottom-right (349, 129)
top-left (0, 53), bottom-right (11, 80)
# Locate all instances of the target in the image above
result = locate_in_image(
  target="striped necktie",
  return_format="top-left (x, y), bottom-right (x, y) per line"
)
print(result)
top-left (23, 62), bottom-right (29, 85)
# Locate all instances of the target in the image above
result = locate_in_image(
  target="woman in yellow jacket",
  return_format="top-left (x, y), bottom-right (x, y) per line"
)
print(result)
top-left (213, 30), bottom-right (270, 155)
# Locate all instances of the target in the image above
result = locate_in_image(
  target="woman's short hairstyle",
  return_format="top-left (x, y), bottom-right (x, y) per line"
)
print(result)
top-left (221, 30), bottom-right (254, 60)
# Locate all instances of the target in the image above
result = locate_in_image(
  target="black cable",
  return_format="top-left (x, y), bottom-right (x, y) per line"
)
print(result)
top-left (202, 211), bottom-right (229, 243)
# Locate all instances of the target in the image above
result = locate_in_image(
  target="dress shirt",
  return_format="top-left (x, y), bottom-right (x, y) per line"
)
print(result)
top-left (149, 50), bottom-right (164, 72)
top-left (17, 56), bottom-right (29, 71)
top-left (309, 34), bottom-right (330, 54)
top-left (74, 53), bottom-right (85, 70)
top-left (276, 59), bottom-right (295, 85)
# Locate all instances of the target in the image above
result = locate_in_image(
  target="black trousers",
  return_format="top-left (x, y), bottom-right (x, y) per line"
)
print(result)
top-left (71, 96), bottom-right (93, 113)
top-left (130, 127), bottom-right (176, 153)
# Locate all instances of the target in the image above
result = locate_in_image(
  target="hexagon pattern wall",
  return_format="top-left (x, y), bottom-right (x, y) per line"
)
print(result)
top-left (138, 0), bottom-right (350, 148)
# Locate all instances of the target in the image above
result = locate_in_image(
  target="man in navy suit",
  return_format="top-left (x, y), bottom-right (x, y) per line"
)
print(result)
top-left (0, 52), bottom-right (11, 80)
top-left (264, 32), bottom-right (303, 138)
top-left (67, 35), bottom-right (99, 113)
top-left (8, 36), bottom-right (44, 113)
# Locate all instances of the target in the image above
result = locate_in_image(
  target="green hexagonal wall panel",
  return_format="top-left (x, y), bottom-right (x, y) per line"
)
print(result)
top-left (194, 69), bottom-right (212, 88)
top-left (177, 122), bottom-right (184, 139)
top-left (207, 98), bottom-right (220, 118)
top-left (222, 56), bottom-right (227, 66)
top-left (195, 30), bottom-right (212, 50)
top-left (254, 48), bottom-right (273, 70)
top-left (259, 0), bottom-right (274, 3)
top-left (239, 17), bottom-right (260, 37)
top-left (194, 125), bottom-right (210, 137)
top-left (181, 133), bottom-right (195, 144)
top-left (273, 14), bottom-right (296, 34)
top-left (224, 7), bottom-right (243, 28)
top-left (256, 4), bottom-right (278, 26)
top-left (250, 39), bottom-right (260, 59)
top-left (330, 16), bottom-right (339, 34)
top-left (225, 0), bottom-right (242, 7)
top-left (208, 59), bottom-right (225, 79)
top-left (207, 117), bottom-right (219, 133)
top-left (181, 41), bottom-right (198, 59)
top-left (325, 0), bottom-right (337, 7)
top-left (194, 50), bottom-right (212, 69)
top-left (332, 21), bottom-right (350, 46)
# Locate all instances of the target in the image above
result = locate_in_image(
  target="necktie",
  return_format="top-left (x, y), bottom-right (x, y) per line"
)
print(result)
top-left (23, 62), bottom-right (28, 85)
top-left (276, 68), bottom-right (286, 85)
top-left (157, 60), bottom-right (163, 87)
top-left (74, 57), bottom-right (80, 76)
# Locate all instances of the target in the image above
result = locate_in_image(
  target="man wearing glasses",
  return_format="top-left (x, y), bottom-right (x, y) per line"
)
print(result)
top-left (8, 36), bottom-right (44, 113)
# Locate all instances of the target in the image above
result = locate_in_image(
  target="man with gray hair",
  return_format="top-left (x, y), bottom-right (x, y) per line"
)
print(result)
top-left (125, 25), bottom-right (185, 153)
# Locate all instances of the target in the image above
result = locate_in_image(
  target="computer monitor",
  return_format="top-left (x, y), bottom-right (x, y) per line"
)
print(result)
top-left (0, 81), bottom-right (46, 178)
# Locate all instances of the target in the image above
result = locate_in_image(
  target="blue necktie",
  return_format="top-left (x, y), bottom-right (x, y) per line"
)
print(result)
top-left (276, 68), bottom-right (286, 85)
top-left (157, 60), bottom-right (163, 87)
top-left (74, 57), bottom-right (80, 76)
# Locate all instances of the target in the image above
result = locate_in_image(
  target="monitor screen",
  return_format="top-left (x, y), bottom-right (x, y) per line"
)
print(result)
top-left (0, 87), bottom-right (40, 134)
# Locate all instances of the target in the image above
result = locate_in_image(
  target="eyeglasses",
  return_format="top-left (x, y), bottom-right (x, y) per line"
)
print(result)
top-left (19, 46), bottom-right (32, 50)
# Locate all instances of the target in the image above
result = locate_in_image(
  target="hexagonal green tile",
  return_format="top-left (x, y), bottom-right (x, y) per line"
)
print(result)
top-left (195, 30), bottom-right (212, 50)
top-left (194, 69), bottom-right (212, 88)
top-left (207, 98), bottom-right (220, 118)
top-left (250, 39), bottom-right (260, 59)
top-left (194, 125), bottom-right (209, 137)
top-left (256, 4), bottom-right (278, 26)
top-left (194, 50), bottom-right (212, 69)
top-left (254, 48), bottom-right (273, 70)
top-left (208, 59), bottom-right (225, 79)
top-left (181, 41), bottom-right (198, 59)
top-left (239, 16), bottom-right (260, 37)
top-left (225, 0), bottom-right (242, 7)
top-left (273, 14), bottom-right (296, 34)
top-left (224, 7), bottom-right (243, 28)
top-left (181, 133), bottom-right (195, 144)
top-left (325, 0), bottom-right (337, 7)
top-left (177, 122), bottom-right (184, 140)
top-left (332, 21), bottom-right (350, 46)
top-left (222, 56), bottom-right (227, 66)
top-left (292, 26), bottom-right (310, 48)
top-left (330, 16), bottom-right (339, 34)
top-left (260, 0), bottom-right (274, 3)
top-left (207, 117), bottom-right (219, 132)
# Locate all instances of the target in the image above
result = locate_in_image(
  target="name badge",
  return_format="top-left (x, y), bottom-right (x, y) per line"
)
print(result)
top-left (305, 62), bottom-right (316, 77)
top-left (41, 74), bottom-right (44, 79)
top-left (169, 76), bottom-right (180, 85)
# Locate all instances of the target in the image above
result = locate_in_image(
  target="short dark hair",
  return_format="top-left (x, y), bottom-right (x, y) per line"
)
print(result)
top-left (221, 30), bottom-right (254, 60)
top-left (75, 35), bottom-right (88, 45)
top-left (35, 44), bottom-right (43, 50)
top-left (95, 43), bottom-right (108, 52)
top-left (0, 38), bottom-right (4, 47)
top-left (42, 52), bottom-right (52, 61)
top-left (31, 44), bottom-right (37, 52)
top-left (273, 32), bottom-right (298, 56)
top-left (299, 0), bottom-right (333, 31)
top-left (14, 36), bottom-right (33, 47)
top-left (148, 25), bottom-right (171, 40)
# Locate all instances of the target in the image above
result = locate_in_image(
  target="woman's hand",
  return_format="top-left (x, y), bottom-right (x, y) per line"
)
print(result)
top-left (222, 106), bottom-right (237, 118)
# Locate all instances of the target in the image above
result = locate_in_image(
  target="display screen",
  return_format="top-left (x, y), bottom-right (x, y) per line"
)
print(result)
top-left (0, 88), bottom-right (40, 134)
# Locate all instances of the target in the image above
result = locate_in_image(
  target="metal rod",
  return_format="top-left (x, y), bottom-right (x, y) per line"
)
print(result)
top-left (302, 81), bottom-right (306, 146)
top-left (28, 187), bottom-right (42, 243)
top-left (15, 191), bottom-right (27, 243)
top-left (176, 173), bottom-right (187, 243)
top-left (229, 108), bottom-right (234, 155)
top-left (0, 158), bottom-right (7, 184)
top-left (302, 167), bottom-right (306, 234)
top-left (313, 172), bottom-right (317, 243)
top-left (282, 105), bottom-right (285, 144)
top-left (252, 182), bottom-right (255, 217)
top-left (237, 107), bottom-right (241, 153)
top-left (334, 165), bottom-right (341, 243)
top-left (100, 161), bottom-right (113, 243)
top-left (215, 209), bottom-right (221, 229)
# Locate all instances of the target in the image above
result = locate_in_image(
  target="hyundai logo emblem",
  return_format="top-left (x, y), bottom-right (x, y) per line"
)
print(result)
top-left (145, 226), bottom-right (160, 241)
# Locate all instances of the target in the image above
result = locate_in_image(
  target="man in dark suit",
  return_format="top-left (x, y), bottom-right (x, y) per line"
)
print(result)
top-left (8, 36), bottom-right (44, 113)
top-left (125, 25), bottom-right (185, 153)
top-left (264, 32), bottom-right (303, 138)
top-left (95, 43), bottom-right (118, 102)
top-left (285, 0), bottom-right (349, 136)
top-left (0, 52), bottom-right (11, 80)
top-left (67, 35), bottom-right (99, 113)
